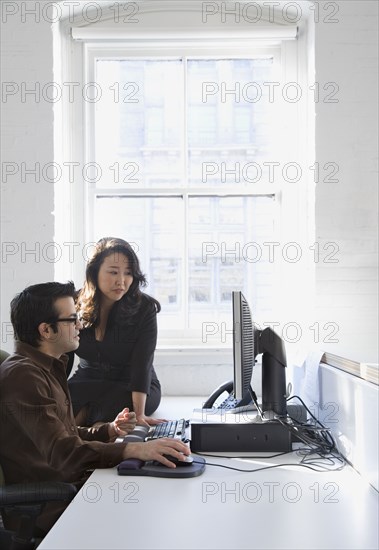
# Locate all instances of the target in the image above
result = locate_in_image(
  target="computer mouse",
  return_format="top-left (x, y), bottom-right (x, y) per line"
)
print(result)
top-left (163, 454), bottom-right (194, 467)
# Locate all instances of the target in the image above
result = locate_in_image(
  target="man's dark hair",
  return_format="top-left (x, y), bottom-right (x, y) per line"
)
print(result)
top-left (10, 281), bottom-right (77, 347)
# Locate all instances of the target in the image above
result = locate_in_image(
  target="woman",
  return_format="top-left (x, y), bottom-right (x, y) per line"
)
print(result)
top-left (68, 237), bottom-right (164, 427)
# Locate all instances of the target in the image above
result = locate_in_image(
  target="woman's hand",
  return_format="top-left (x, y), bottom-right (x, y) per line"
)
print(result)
top-left (108, 408), bottom-right (137, 439)
top-left (132, 392), bottom-right (167, 427)
top-left (122, 438), bottom-right (191, 468)
top-left (136, 415), bottom-right (168, 427)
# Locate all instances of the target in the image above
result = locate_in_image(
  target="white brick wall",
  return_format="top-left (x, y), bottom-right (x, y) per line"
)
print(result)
top-left (314, 0), bottom-right (378, 363)
top-left (1, 2), bottom-right (55, 350)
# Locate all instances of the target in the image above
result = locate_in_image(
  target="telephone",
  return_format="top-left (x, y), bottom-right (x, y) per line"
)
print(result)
top-left (203, 380), bottom-right (234, 409)
top-left (203, 380), bottom-right (258, 413)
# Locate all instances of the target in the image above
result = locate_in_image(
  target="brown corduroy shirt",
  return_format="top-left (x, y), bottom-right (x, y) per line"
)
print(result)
top-left (0, 341), bottom-right (127, 531)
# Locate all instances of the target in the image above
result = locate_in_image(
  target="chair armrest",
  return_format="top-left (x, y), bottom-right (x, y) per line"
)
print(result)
top-left (0, 482), bottom-right (77, 506)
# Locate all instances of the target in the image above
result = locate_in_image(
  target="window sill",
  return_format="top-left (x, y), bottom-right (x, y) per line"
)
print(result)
top-left (155, 346), bottom-right (232, 365)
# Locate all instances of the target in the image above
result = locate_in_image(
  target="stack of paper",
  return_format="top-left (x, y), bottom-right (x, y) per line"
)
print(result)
top-left (322, 352), bottom-right (378, 385)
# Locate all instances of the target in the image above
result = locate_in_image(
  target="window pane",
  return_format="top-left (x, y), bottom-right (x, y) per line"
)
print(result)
top-left (94, 196), bottom-right (184, 329)
top-left (188, 196), bottom-right (276, 333)
top-left (95, 59), bottom-right (183, 188)
top-left (90, 54), bottom-right (280, 341)
top-left (187, 58), bottom-right (275, 187)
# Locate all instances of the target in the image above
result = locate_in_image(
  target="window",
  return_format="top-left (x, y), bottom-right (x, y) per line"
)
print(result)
top-left (88, 53), bottom-right (281, 336)
top-left (56, 3), bottom-right (306, 348)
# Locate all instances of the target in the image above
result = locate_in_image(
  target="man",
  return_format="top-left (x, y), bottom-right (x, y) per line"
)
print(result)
top-left (0, 281), bottom-right (189, 534)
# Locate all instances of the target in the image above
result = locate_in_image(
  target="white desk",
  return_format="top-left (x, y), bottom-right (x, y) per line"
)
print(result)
top-left (38, 454), bottom-right (378, 549)
top-left (38, 398), bottom-right (379, 549)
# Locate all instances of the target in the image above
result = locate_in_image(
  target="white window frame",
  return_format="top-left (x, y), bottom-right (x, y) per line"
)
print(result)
top-left (54, 1), bottom-right (314, 352)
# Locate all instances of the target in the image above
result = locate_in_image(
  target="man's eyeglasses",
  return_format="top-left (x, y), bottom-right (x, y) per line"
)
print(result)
top-left (51, 315), bottom-right (81, 324)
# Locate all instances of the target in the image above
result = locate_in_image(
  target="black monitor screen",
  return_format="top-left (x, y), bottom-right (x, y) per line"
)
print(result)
top-left (232, 290), bottom-right (255, 404)
top-left (206, 291), bottom-right (287, 414)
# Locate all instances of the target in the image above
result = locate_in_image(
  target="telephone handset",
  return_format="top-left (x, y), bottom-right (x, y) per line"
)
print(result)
top-left (203, 380), bottom-right (234, 409)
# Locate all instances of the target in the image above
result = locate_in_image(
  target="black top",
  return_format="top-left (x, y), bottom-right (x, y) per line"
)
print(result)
top-left (70, 294), bottom-right (159, 393)
top-left (67, 294), bottom-right (161, 422)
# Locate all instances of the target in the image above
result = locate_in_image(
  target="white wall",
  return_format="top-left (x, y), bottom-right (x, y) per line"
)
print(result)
top-left (319, 362), bottom-right (379, 491)
top-left (1, 1), bottom-right (378, 372)
top-left (1, 2), bottom-right (55, 349)
top-left (314, 1), bottom-right (378, 363)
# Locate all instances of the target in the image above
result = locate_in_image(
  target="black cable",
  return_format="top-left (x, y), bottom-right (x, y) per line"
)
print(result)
top-left (194, 450), bottom-right (295, 460)
top-left (286, 394), bottom-right (338, 441)
top-left (191, 457), bottom-right (345, 473)
top-left (276, 415), bottom-right (336, 456)
top-left (190, 394), bottom-right (347, 473)
top-left (281, 394), bottom-right (344, 461)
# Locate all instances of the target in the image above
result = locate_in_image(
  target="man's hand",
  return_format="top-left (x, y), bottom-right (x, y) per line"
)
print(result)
top-left (108, 408), bottom-right (137, 439)
top-left (122, 438), bottom-right (190, 468)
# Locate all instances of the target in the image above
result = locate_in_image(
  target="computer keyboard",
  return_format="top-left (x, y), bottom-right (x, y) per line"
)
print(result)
top-left (123, 419), bottom-right (187, 444)
top-left (146, 419), bottom-right (187, 441)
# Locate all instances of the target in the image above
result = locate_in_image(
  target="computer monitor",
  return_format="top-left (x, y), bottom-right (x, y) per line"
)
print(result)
top-left (232, 290), bottom-right (256, 407)
top-left (203, 291), bottom-right (287, 416)
top-left (233, 290), bottom-right (288, 415)
top-left (259, 324), bottom-right (287, 415)
top-left (203, 291), bottom-right (256, 412)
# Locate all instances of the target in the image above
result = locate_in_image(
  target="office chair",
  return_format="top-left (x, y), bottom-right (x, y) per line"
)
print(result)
top-left (0, 349), bottom-right (77, 550)
top-left (0, 349), bottom-right (9, 365)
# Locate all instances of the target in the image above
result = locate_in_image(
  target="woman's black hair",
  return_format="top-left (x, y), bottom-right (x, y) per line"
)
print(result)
top-left (77, 237), bottom-right (160, 326)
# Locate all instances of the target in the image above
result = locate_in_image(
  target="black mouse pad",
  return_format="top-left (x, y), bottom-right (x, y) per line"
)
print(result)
top-left (117, 456), bottom-right (206, 478)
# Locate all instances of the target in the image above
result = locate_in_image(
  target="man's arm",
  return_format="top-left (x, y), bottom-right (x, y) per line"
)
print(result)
top-left (1, 361), bottom-right (190, 478)
top-left (1, 362), bottom-right (126, 479)
top-left (78, 408), bottom-right (137, 442)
